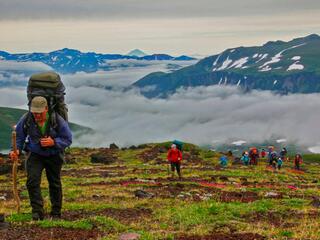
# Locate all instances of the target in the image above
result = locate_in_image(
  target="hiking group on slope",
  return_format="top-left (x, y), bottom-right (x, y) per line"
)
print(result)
top-left (221, 146), bottom-right (303, 170)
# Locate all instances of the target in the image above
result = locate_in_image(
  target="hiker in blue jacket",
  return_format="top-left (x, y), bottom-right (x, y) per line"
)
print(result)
top-left (241, 152), bottom-right (250, 166)
top-left (10, 96), bottom-right (72, 220)
top-left (220, 155), bottom-right (228, 167)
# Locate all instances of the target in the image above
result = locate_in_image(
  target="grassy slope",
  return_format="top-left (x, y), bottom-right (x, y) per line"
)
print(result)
top-left (1, 143), bottom-right (319, 239)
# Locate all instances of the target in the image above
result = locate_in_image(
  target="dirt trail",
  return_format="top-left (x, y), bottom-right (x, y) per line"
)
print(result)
top-left (0, 226), bottom-right (101, 240)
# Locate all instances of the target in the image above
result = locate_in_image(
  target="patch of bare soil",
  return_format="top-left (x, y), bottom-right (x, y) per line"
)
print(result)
top-left (175, 233), bottom-right (265, 240)
top-left (0, 190), bottom-right (13, 200)
top-left (138, 146), bottom-right (164, 162)
top-left (131, 168), bottom-right (164, 174)
top-left (182, 152), bottom-right (204, 164)
top-left (244, 210), bottom-right (319, 228)
top-left (63, 207), bottom-right (152, 224)
top-left (220, 191), bottom-right (259, 203)
top-left (0, 225), bottom-right (101, 240)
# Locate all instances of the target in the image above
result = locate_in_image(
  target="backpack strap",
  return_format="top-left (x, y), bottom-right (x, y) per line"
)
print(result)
top-left (23, 111), bottom-right (59, 138)
top-left (22, 112), bottom-right (33, 136)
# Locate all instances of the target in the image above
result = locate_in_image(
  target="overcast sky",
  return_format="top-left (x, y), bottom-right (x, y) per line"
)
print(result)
top-left (0, 0), bottom-right (319, 55)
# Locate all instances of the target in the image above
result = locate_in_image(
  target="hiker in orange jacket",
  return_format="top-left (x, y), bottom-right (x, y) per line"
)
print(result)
top-left (167, 144), bottom-right (182, 179)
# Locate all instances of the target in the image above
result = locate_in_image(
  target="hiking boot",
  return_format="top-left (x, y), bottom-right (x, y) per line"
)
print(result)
top-left (50, 213), bottom-right (61, 220)
top-left (32, 212), bottom-right (44, 221)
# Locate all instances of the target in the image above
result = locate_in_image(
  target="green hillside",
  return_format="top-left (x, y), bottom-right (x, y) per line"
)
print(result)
top-left (0, 107), bottom-right (91, 150)
top-left (1, 143), bottom-right (320, 239)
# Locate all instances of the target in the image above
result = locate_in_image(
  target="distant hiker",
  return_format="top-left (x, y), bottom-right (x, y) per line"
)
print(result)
top-left (280, 147), bottom-right (288, 161)
top-left (9, 96), bottom-right (72, 220)
top-left (249, 147), bottom-right (259, 165)
top-left (267, 146), bottom-right (275, 165)
top-left (260, 149), bottom-right (266, 159)
top-left (241, 152), bottom-right (250, 166)
top-left (167, 144), bottom-right (182, 179)
top-left (294, 153), bottom-right (303, 170)
top-left (220, 155), bottom-right (228, 167)
top-left (270, 151), bottom-right (278, 169)
top-left (277, 157), bottom-right (283, 170)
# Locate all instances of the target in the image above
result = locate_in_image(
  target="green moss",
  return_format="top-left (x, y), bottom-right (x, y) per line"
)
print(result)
top-left (38, 219), bottom-right (93, 230)
top-left (93, 216), bottom-right (127, 232)
top-left (7, 213), bottom-right (32, 222)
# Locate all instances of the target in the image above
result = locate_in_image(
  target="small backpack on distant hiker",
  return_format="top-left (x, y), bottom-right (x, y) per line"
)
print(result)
top-left (172, 140), bottom-right (183, 151)
top-left (24, 72), bottom-right (68, 134)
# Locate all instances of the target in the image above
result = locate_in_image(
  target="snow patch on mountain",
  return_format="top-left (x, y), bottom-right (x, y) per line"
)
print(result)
top-left (291, 56), bottom-right (301, 61)
top-left (259, 66), bottom-right (272, 72)
top-left (287, 62), bottom-right (304, 71)
top-left (232, 140), bottom-right (246, 146)
top-left (255, 54), bottom-right (268, 63)
top-left (212, 53), bottom-right (222, 67)
top-left (259, 44), bottom-right (305, 72)
top-left (217, 57), bottom-right (232, 71)
top-left (228, 57), bottom-right (249, 69)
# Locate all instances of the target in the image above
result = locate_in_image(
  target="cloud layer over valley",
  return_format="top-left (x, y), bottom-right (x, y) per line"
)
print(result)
top-left (1, 62), bottom-right (320, 149)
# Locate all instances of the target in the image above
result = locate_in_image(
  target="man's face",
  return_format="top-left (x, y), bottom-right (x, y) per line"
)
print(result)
top-left (32, 107), bottom-right (48, 123)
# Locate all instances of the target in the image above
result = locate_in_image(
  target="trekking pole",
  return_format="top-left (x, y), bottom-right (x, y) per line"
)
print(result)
top-left (11, 126), bottom-right (21, 213)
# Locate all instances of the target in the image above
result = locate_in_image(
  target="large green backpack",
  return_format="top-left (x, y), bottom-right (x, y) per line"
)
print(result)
top-left (27, 71), bottom-right (68, 121)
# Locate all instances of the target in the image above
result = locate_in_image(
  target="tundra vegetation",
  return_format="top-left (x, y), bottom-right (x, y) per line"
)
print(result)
top-left (0, 142), bottom-right (319, 240)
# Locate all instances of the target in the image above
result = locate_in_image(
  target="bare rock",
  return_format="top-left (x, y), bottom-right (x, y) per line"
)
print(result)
top-left (119, 233), bottom-right (140, 240)
top-left (109, 143), bottom-right (119, 150)
top-left (311, 196), bottom-right (320, 208)
top-left (90, 153), bottom-right (117, 164)
top-left (134, 190), bottom-right (154, 199)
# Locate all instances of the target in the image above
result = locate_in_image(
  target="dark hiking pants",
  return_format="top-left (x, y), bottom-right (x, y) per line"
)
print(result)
top-left (26, 152), bottom-right (63, 216)
top-left (170, 162), bottom-right (181, 176)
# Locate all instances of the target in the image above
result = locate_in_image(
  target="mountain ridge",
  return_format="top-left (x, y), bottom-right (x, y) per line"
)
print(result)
top-left (0, 48), bottom-right (196, 74)
top-left (133, 34), bottom-right (320, 98)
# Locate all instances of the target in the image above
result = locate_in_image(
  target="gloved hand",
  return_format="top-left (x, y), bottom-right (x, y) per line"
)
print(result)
top-left (40, 136), bottom-right (55, 147)
top-left (9, 150), bottom-right (20, 161)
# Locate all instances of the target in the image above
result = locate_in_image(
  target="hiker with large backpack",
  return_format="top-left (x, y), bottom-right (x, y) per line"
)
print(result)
top-left (167, 143), bottom-right (183, 179)
top-left (9, 72), bottom-right (72, 221)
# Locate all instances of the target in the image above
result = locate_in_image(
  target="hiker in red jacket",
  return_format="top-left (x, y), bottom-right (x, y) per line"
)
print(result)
top-left (167, 144), bottom-right (182, 179)
top-left (294, 154), bottom-right (303, 170)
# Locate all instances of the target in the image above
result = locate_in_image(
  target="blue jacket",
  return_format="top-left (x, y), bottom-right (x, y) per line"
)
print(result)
top-left (15, 113), bottom-right (72, 156)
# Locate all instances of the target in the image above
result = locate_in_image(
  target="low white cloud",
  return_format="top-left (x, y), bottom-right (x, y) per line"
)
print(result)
top-left (0, 60), bottom-right (52, 72)
top-left (1, 67), bottom-right (320, 150)
top-left (65, 84), bottom-right (320, 148)
top-left (0, 87), bottom-right (27, 109)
